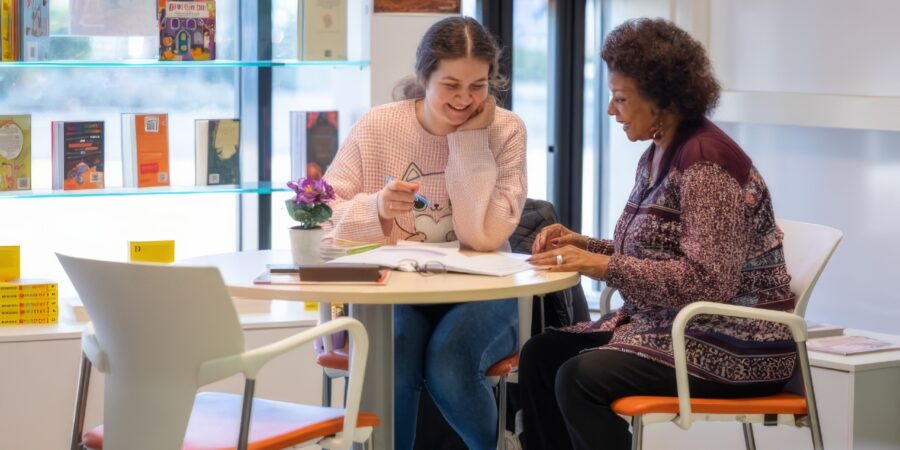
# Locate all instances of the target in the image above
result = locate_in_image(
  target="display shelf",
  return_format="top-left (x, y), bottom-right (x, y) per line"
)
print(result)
top-left (0, 182), bottom-right (290, 200)
top-left (0, 59), bottom-right (370, 69)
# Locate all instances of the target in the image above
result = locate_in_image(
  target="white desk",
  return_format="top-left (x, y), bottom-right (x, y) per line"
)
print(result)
top-left (181, 249), bottom-right (581, 450)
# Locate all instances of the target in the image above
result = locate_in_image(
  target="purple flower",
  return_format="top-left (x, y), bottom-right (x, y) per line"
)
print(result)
top-left (287, 177), bottom-right (336, 207)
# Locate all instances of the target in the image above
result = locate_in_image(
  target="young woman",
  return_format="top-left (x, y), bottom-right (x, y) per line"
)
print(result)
top-left (322, 16), bottom-right (527, 450)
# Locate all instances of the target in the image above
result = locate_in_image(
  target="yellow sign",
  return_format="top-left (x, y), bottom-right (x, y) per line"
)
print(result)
top-left (304, 301), bottom-right (319, 312)
top-left (128, 240), bottom-right (175, 263)
top-left (0, 246), bottom-right (20, 281)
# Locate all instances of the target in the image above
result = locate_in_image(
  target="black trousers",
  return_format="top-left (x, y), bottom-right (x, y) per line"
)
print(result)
top-left (518, 330), bottom-right (787, 450)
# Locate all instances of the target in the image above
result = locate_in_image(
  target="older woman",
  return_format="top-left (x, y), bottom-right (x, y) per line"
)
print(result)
top-left (518, 18), bottom-right (797, 450)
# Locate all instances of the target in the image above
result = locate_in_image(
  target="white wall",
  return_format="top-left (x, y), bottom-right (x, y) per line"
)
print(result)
top-left (603, 0), bottom-right (900, 333)
top-left (370, 13), bottom-right (451, 106)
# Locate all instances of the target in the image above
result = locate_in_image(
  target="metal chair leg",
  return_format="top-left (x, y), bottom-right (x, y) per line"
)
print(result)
top-left (797, 342), bottom-right (825, 450)
top-left (322, 371), bottom-right (332, 407)
top-left (237, 378), bottom-right (256, 450)
top-left (631, 416), bottom-right (643, 450)
top-left (343, 375), bottom-right (349, 408)
top-left (71, 352), bottom-right (92, 450)
top-left (742, 423), bottom-right (757, 450)
top-left (496, 374), bottom-right (508, 450)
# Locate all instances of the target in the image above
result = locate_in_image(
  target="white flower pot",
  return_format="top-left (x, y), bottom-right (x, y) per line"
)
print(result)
top-left (289, 226), bottom-right (325, 265)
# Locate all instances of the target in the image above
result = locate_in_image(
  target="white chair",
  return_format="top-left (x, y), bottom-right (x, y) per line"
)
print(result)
top-left (598, 218), bottom-right (843, 450)
top-left (58, 253), bottom-right (379, 450)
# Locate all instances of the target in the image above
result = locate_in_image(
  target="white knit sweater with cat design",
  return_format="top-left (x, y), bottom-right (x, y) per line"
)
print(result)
top-left (322, 99), bottom-right (527, 251)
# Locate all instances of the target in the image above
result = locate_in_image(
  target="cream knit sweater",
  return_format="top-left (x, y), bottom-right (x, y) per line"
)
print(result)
top-left (322, 99), bottom-right (527, 251)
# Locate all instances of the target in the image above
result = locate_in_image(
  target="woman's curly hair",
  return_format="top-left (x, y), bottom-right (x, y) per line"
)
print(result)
top-left (601, 18), bottom-right (720, 122)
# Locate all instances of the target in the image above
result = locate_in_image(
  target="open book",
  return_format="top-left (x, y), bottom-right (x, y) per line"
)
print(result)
top-left (326, 244), bottom-right (535, 277)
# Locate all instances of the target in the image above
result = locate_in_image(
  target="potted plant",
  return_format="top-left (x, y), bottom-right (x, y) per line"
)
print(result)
top-left (286, 176), bottom-right (336, 264)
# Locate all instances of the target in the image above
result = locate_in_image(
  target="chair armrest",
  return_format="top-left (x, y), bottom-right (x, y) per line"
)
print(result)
top-left (669, 302), bottom-right (807, 429)
top-left (599, 285), bottom-right (617, 315)
top-left (80, 323), bottom-right (110, 373)
top-left (198, 317), bottom-right (369, 449)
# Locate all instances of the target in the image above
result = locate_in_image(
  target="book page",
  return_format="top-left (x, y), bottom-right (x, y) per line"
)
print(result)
top-left (329, 245), bottom-right (535, 277)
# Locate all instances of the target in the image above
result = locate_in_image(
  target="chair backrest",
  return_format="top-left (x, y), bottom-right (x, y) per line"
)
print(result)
top-left (776, 219), bottom-right (843, 317)
top-left (57, 253), bottom-right (245, 449)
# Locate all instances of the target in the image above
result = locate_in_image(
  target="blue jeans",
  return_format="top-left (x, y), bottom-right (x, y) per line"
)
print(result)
top-left (394, 298), bottom-right (518, 450)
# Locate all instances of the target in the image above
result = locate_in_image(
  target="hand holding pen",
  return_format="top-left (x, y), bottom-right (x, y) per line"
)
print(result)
top-left (377, 176), bottom-right (428, 220)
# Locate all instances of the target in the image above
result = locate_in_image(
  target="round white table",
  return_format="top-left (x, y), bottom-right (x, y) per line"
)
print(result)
top-left (181, 249), bottom-right (580, 450)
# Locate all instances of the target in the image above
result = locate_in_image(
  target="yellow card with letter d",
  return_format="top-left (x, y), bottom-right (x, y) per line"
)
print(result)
top-left (0, 246), bottom-right (20, 281)
top-left (129, 240), bottom-right (175, 263)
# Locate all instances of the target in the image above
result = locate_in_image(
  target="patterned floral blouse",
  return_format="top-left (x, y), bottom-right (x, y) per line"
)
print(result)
top-left (569, 118), bottom-right (797, 384)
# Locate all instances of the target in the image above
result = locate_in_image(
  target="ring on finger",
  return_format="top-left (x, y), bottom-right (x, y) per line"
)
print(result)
top-left (556, 254), bottom-right (564, 266)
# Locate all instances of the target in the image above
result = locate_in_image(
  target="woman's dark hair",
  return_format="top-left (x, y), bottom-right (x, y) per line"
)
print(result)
top-left (394, 16), bottom-right (508, 100)
top-left (601, 18), bottom-right (720, 121)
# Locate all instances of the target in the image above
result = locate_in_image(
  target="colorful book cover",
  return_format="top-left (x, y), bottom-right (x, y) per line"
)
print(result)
top-left (1, 0), bottom-right (14, 61)
top-left (20, 0), bottom-right (49, 61)
top-left (122, 113), bottom-right (170, 188)
top-left (69, 0), bottom-right (158, 37)
top-left (289, 111), bottom-right (338, 180)
top-left (195, 119), bottom-right (239, 185)
top-left (53, 121), bottom-right (105, 190)
top-left (158, 0), bottom-right (216, 61)
top-left (299, 0), bottom-right (347, 61)
top-left (374, 0), bottom-right (460, 13)
top-left (0, 115), bottom-right (31, 191)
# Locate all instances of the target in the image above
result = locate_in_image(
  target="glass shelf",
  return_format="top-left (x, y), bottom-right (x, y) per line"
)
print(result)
top-left (0, 59), bottom-right (370, 69)
top-left (0, 182), bottom-right (291, 200)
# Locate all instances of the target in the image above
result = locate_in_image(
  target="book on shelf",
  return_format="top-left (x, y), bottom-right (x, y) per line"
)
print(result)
top-left (195, 118), bottom-right (240, 186)
top-left (289, 110), bottom-right (339, 180)
top-left (20, 0), bottom-right (48, 61)
top-left (808, 334), bottom-right (900, 356)
top-left (158, 0), bottom-right (216, 61)
top-left (0, 279), bottom-right (58, 326)
top-left (374, 0), bottom-right (461, 13)
top-left (298, 0), bottom-right (347, 61)
top-left (70, 0), bottom-right (158, 37)
top-left (51, 120), bottom-right (105, 190)
top-left (0, 0), bottom-right (18, 61)
top-left (121, 113), bottom-right (170, 188)
top-left (0, 114), bottom-right (31, 191)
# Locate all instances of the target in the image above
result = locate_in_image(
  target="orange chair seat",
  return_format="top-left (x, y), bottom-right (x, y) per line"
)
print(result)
top-left (486, 353), bottom-right (519, 377)
top-left (611, 392), bottom-right (808, 416)
top-left (317, 347), bottom-right (350, 371)
top-left (83, 392), bottom-right (380, 450)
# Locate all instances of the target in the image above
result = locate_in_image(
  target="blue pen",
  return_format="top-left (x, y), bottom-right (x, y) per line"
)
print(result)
top-left (384, 176), bottom-right (430, 207)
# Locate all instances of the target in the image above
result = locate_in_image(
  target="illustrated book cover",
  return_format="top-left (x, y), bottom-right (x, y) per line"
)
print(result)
top-left (289, 110), bottom-right (338, 180)
top-left (69, 0), bottom-right (157, 37)
top-left (195, 118), bottom-right (240, 185)
top-left (0, 114), bottom-right (31, 191)
top-left (298, 0), bottom-right (346, 61)
top-left (374, 0), bottom-right (460, 13)
top-left (20, 0), bottom-right (48, 61)
top-left (1, 0), bottom-right (19, 61)
top-left (51, 120), bottom-right (105, 190)
top-left (121, 113), bottom-right (170, 188)
top-left (158, 0), bottom-right (216, 61)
